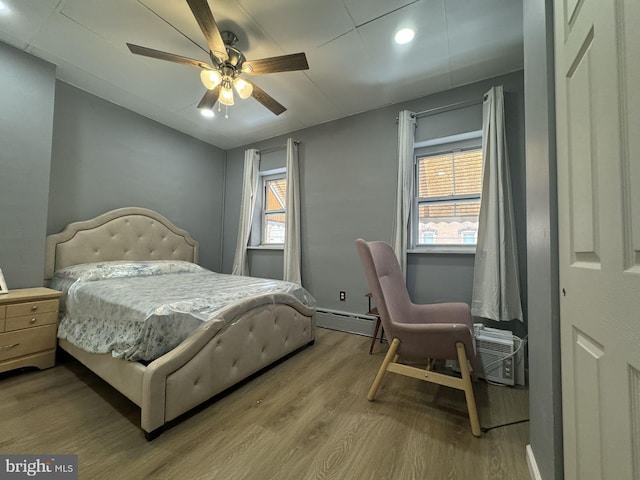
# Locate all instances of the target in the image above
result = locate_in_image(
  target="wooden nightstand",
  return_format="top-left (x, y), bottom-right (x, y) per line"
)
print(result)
top-left (0, 288), bottom-right (62, 374)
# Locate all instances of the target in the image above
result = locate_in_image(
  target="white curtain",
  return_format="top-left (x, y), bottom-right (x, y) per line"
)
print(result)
top-left (283, 138), bottom-right (302, 284)
top-left (471, 86), bottom-right (523, 322)
top-left (231, 149), bottom-right (260, 276)
top-left (393, 110), bottom-right (416, 275)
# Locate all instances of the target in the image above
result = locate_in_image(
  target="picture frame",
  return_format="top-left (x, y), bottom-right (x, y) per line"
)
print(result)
top-left (0, 268), bottom-right (8, 294)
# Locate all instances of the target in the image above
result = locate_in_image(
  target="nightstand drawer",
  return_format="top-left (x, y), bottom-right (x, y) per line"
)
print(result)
top-left (0, 324), bottom-right (57, 362)
top-left (5, 311), bottom-right (58, 332)
top-left (6, 299), bottom-right (58, 318)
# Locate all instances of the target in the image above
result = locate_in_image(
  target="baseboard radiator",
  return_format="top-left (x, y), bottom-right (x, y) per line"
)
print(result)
top-left (315, 308), bottom-right (377, 337)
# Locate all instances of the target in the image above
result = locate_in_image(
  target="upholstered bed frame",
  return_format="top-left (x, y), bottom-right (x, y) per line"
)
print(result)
top-left (45, 207), bottom-right (315, 439)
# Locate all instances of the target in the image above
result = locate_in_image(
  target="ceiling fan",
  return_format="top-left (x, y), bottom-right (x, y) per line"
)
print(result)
top-left (126, 0), bottom-right (309, 117)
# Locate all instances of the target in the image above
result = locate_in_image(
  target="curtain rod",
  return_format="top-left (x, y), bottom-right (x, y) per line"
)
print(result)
top-left (413, 98), bottom-right (483, 119)
top-left (258, 141), bottom-right (300, 154)
top-left (409, 88), bottom-right (511, 120)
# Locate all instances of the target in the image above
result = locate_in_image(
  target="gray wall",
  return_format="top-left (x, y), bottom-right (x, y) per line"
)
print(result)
top-left (47, 82), bottom-right (227, 271)
top-left (524, 0), bottom-right (563, 478)
top-left (0, 43), bottom-right (56, 289)
top-left (223, 71), bottom-right (527, 322)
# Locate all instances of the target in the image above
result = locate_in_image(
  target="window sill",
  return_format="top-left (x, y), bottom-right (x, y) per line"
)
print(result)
top-left (408, 246), bottom-right (476, 255)
top-left (247, 245), bottom-right (284, 251)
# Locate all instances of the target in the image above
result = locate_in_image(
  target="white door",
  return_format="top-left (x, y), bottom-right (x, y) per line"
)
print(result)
top-left (555, 0), bottom-right (640, 478)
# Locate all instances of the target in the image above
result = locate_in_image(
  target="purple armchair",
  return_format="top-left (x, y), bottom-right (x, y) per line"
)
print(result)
top-left (356, 239), bottom-right (481, 436)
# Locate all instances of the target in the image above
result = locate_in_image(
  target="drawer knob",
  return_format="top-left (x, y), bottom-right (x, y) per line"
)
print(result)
top-left (30, 318), bottom-right (37, 324)
top-left (31, 305), bottom-right (38, 311)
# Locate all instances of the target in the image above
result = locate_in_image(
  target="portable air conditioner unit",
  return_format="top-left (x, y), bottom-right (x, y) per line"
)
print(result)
top-left (446, 325), bottom-right (525, 386)
top-left (474, 325), bottom-right (517, 386)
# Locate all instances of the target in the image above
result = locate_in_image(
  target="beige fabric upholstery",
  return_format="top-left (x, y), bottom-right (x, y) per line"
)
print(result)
top-left (58, 338), bottom-right (146, 406)
top-left (58, 301), bottom-right (315, 434)
top-left (44, 207), bottom-right (198, 280)
top-left (47, 207), bottom-right (315, 436)
top-left (163, 303), bottom-right (314, 424)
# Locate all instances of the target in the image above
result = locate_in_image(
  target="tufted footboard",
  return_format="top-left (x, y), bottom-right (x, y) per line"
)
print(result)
top-left (143, 302), bottom-right (314, 434)
top-left (58, 301), bottom-right (314, 438)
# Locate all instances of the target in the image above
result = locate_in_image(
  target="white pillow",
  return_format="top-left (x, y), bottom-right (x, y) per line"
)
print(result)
top-left (54, 260), bottom-right (205, 282)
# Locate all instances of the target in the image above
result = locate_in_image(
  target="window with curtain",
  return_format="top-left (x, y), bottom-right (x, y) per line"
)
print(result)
top-left (261, 173), bottom-right (287, 245)
top-left (413, 144), bottom-right (483, 247)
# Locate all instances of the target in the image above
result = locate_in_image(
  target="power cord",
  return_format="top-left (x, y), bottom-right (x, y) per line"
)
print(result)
top-left (481, 418), bottom-right (530, 433)
top-left (473, 329), bottom-right (529, 431)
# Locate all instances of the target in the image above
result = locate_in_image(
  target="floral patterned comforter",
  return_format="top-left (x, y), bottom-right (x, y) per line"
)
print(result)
top-left (50, 261), bottom-right (315, 362)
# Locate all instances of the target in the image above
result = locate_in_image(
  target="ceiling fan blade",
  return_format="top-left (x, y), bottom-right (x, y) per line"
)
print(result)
top-left (243, 53), bottom-right (309, 75)
top-left (197, 86), bottom-right (220, 110)
top-left (186, 0), bottom-right (228, 62)
top-left (127, 43), bottom-right (212, 70)
top-left (250, 83), bottom-right (286, 116)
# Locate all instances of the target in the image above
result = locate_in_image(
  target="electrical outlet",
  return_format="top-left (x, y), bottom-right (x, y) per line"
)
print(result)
top-left (339, 291), bottom-right (346, 301)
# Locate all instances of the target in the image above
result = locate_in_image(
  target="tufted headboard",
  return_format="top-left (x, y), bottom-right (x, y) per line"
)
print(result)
top-left (44, 207), bottom-right (199, 280)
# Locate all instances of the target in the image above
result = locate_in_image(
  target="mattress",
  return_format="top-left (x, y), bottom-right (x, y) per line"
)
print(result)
top-left (50, 261), bottom-right (316, 362)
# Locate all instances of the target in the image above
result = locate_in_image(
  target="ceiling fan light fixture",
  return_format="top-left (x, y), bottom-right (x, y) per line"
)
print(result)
top-left (200, 69), bottom-right (222, 90)
top-left (200, 108), bottom-right (215, 118)
top-left (219, 84), bottom-right (235, 106)
top-left (127, 0), bottom-right (307, 117)
top-left (394, 28), bottom-right (415, 45)
top-left (233, 78), bottom-right (253, 100)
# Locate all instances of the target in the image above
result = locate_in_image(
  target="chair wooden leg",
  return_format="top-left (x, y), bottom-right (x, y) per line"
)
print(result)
top-left (456, 342), bottom-right (481, 437)
top-left (368, 338), bottom-right (400, 401)
top-left (369, 318), bottom-right (382, 354)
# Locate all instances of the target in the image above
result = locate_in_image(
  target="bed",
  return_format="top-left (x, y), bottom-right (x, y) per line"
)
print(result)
top-left (44, 207), bottom-right (316, 439)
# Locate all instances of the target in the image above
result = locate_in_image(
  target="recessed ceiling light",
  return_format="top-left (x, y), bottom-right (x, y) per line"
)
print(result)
top-left (200, 109), bottom-right (214, 118)
top-left (394, 28), bottom-right (415, 45)
top-left (0, 2), bottom-right (8, 13)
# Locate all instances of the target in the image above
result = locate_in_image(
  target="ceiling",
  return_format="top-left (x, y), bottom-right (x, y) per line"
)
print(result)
top-left (0, 0), bottom-right (523, 150)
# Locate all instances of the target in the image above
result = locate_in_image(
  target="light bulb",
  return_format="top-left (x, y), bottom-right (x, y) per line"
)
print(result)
top-left (200, 108), bottom-right (214, 118)
top-left (200, 69), bottom-right (222, 90)
top-left (219, 85), bottom-right (235, 106)
top-left (233, 78), bottom-right (253, 99)
top-left (394, 28), bottom-right (415, 45)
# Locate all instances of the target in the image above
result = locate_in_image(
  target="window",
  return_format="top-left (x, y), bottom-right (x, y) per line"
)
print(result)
top-left (461, 231), bottom-right (477, 244)
top-left (420, 228), bottom-right (437, 245)
top-left (262, 173), bottom-right (287, 245)
top-left (422, 232), bottom-right (436, 244)
top-left (413, 146), bottom-right (483, 247)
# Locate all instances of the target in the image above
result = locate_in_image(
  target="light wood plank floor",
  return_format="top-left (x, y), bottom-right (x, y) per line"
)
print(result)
top-left (0, 328), bottom-right (529, 479)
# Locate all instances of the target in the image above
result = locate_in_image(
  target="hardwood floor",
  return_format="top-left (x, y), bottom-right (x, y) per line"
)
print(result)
top-left (0, 328), bottom-right (530, 479)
